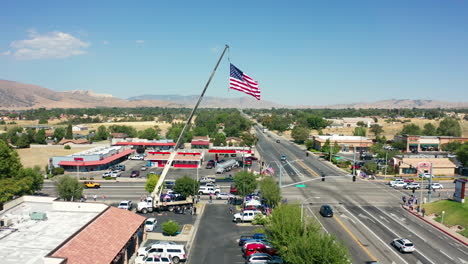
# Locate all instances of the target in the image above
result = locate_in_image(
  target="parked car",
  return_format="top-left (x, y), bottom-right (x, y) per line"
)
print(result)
top-left (199, 176), bottom-right (216, 184)
top-left (391, 238), bottom-right (415, 253)
top-left (428, 183), bottom-right (443, 189)
top-left (420, 173), bottom-right (431, 179)
top-left (83, 181), bottom-right (100, 188)
top-left (404, 183), bottom-right (420, 190)
top-left (319, 205), bottom-right (334, 217)
top-left (206, 160), bottom-right (215, 169)
top-left (393, 182), bottom-right (407, 188)
top-left (230, 184), bottom-right (238, 194)
top-left (134, 255), bottom-right (172, 264)
top-left (233, 210), bottom-right (264, 223)
top-left (216, 192), bottom-right (232, 200)
top-left (118, 200), bottom-right (132, 210)
top-left (198, 186), bottom-right (220, 195)
top-left (114, 164), bottom-right (126, 171)
top-left (110, 171), bottom-right (121, 177)
top-left (389, 179), bottom-right (405, 186)
top-left (239, 235), bottom-right (254, 246)
top-left (141, 166), bottom-right (148, 171)
top-left (276, 139), bottom-right (280, 143)
top-left (137, 243), bottom-right (186, 264)
top-left (130, 155), bottom-right (144, 160)
top-left (145, 218), bottom-right (157, 232)
top-left (245, 253), bottom-right (283, 264)
top-left (131, 170), bottom-right (141, 178)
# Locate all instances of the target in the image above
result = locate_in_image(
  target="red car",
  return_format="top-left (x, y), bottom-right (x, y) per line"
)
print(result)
top-left (230, 184), bottom-right (238, 194)
top-left (244, 243), bottom-right (266, 258)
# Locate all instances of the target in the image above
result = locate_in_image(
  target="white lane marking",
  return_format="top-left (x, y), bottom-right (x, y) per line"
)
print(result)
top-left (379, 215), bottom-right (390, 223)
top-left (390, 213), bottom-right (406, 222)
top-left (358, 213), bottom-right (375, 223)
top-left (307, 207), bottom-right (329, 233)
top-left (365, 180), bottom-right (402, 200)
top-left (340, 206), bottom-right (410, 264)
top-left (439, 250), bottom-right (454, 261)
top-left (459, 257), bottom-right (468, 264)
top-left (358, 206), bottom-right (436, 264)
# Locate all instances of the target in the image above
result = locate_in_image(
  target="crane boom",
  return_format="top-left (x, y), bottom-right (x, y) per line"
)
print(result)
top-left (150, 45), bottom-right (229, 201)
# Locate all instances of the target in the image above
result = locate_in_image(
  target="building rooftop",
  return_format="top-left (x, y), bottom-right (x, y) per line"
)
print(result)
top-left (0, 196), bottom-right (107, 264)
top-left (314, 135), bottom-right (371, 142)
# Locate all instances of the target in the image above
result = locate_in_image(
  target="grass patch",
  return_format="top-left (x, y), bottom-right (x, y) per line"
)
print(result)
top-left (422, 200), bottom-right (468, 237)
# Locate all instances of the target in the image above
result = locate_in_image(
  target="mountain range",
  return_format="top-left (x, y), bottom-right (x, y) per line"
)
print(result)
top-left (1, 80), bottom-right (467, 110)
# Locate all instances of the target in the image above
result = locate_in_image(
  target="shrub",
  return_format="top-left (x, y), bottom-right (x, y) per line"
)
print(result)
top-left (252, 214), bottom-right (269, 225)
top-left (104, 176), bottom-right (116, 180)
top-left (162, 220), bottom-right (179, 236)
top-left (52, 167), bottom-right (65, 175)
top-left (64, 145), bottom-right (71, 150)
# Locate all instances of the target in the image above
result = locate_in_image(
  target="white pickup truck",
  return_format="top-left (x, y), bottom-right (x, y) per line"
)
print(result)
top-left (198, 186), bottom-right (220, 195)
top-left (199, 176), bottom-right (216, 184)
top-left (389, 179), bottom-right (405, 187)
top-left (233, 210), bottom-right (264, 223)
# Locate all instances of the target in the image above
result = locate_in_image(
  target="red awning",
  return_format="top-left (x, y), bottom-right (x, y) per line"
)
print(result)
top-left (208, 149), bottom-right (252, 154)
top-left (58, 149), bottom-right (134, 166)
top-left (115, 142), bottom-right (176, 146)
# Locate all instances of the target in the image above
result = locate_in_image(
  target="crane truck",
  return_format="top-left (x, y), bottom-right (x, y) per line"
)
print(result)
top-left (136, 45), bottom-right (230, 214)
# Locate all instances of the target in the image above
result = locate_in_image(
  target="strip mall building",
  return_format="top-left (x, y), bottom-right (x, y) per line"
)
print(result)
top-left (394, 135), bottom-right (468, 152)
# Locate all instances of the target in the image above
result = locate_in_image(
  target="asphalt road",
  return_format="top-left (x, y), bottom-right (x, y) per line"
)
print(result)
top-left (254, 124), bottom-right (468, 264)
top-left (189, 203), bottom-right (257, 264)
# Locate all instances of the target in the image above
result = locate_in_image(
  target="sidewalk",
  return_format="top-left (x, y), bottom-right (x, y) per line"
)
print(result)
top-left (402, 205), bottom-right (468, 246)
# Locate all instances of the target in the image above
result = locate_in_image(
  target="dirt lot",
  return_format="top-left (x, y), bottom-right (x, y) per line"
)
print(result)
top-left (17, 145), bottom-right (98, 169)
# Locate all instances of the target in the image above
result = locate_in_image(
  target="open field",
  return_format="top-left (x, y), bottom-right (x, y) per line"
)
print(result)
top-left (17, 145), bottom-right (98, 169)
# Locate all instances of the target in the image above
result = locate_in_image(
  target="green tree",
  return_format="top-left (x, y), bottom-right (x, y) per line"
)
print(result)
top-left (38, 118), bottom-right (48, 124)
top-left (145, 173), bottom-right (160, 193)
top-left (234, 171), bottom-right (258, 197)
top-left (0, 140), bottom-right (23, 178)
top-left (138, 128), bottom-right (159, 140)
top-left (455, 142), bottom-right (468, 167)
top-left (166, 123), bottom-right (192, 143)
top-left (174, 176), bottom-right (200, 197)
top-left (422, 123), bottom-right (437, 136)
top-left (356, 121), bottom-right (366, 127)
top-left (305, 115), bottom-right (329, 130)
top-left (162, 220), bottom-right (179, 236)
top-left (265, 204), bottom-right (350, 264)
top-left (437, 118), bottom-right (462, 137)
top-left (259, 177), bottom-right (281, 208)
top-left (353, 127), bottom-right (367, 137)
top-left (441, 141), bottom-right (462, 153)
top-left (305, 140), bottom-right (314, 150)
top-left (362, 161), bottom-right (378, 175)
top-left (321, 139), bottom-right (339, 160)
top-left (65, 124), bottom-right (73, 139)
top-left (213, 133), bottom-right (226, 146)
top-left (291, 126), bottom-right (310, 144)
top-left (16, 133), bottom-right (30, 148)
top-left (108, 125), bottom-right (138, 138)
top-left (55, 175), bottom-right (83, 201)
top-left (369, 124), bottom-right (383, 137)
top-left (399, 123), bottom-right (421, 135)
top-left (94, 125), bottom-right (109, 141)
top-left (240, 132), bottom-right (257, 147)
top-left (35, 129), bottom-right (47, 144)
top-left (53, 127), bottom-right (65, 142)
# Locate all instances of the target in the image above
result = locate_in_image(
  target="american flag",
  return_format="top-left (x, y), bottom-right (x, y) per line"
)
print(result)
top-left (265, 165), bottom-right (275, 175)
top-left (229, 63), bottom-right (260, 100)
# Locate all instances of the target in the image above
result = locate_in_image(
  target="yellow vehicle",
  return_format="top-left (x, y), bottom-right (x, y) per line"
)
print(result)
top-left (84, 181), bottom-right (101, 189)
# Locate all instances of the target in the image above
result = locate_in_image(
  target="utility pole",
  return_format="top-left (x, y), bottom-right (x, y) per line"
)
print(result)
top-left (353, 151), bottom-right (356, 177)
top-left (384, 151), bottom-right (388, 177)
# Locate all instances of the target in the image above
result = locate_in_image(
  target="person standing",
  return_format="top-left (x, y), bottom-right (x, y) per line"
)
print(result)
top-left (209, 193), bottom-right (213, 203)
top-left (194, 206), bottom-right (197, 215)
top-left (421, 207), bottom-right (426, 217)
top-left (93, 194), bottom-right (97, 201)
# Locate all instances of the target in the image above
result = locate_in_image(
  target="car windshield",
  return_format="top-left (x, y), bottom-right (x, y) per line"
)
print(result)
top-left (405, 243), bottom-right (414, 247)
top-left (119, 202), bottom-right (127, 206)
top-left (145, 220), bottom-right (154, 225)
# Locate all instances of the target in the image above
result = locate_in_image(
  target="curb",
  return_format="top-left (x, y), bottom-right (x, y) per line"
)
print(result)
top-left (185, 203), bottom-right (206, 264)
top-left (402, 205), bottom-right (468, 247)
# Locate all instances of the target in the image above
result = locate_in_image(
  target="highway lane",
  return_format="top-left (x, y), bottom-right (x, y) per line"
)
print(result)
top-left (254, 124), bottom-right (467, 264)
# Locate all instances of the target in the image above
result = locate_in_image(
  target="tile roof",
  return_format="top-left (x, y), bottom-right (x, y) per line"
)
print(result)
top-left (51, 207), bottom-right (145, 264)
top-left (397, 158), bottom-right (457, 168)
top-left (58, 138), bottom-right (89, 145)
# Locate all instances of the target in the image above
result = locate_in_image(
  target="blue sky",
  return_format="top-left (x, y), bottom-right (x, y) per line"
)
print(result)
top-left (1, 0), bottom-right (467, 106)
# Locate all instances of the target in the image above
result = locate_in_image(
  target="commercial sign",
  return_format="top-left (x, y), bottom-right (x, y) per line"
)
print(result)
top-left (454, 179), bottom-right (466, 204)
top-left (74, 157), bottom-right (84, 161)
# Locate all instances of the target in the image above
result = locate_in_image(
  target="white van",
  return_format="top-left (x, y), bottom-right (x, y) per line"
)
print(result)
top-left (137, 243), bottom-right (187, 264)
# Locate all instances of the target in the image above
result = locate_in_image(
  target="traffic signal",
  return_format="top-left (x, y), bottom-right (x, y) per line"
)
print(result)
top-left (352, 175), bottom-right (356, 182)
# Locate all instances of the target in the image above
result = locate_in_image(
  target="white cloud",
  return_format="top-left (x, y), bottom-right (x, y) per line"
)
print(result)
top-left (1, 50), bottom-right (11, 56)
top-left (9, 30), bottom-right (90, 60)
top-left (135, 40), bottom-right (145, 44)
top-left (102, 40), bottom-right (109, 45)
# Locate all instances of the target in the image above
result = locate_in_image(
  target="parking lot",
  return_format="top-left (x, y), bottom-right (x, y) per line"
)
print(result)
top-left (188, 203), bottom-right (258, 264)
